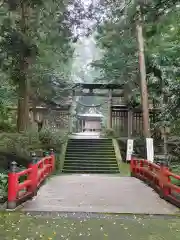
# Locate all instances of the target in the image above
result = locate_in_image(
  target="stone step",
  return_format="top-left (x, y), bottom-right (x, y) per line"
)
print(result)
top-left (68, 140), bottom-right (112, 143)
top-left (68, 139), bottom-right (112, 144)
top-left (64, 159), bottom-right (117, 163)
top-left (63, 138), bottom-right (119, 174)
top-left (66, 154), bottom-right (114, 158)
top-left (67, 143), bottom-right (112, 145)
top-left (67, 144), bottom-right (113, 148)
top-left (63, 165), bottom-right (118, 169)
top-left (62, 169), bottom-right (120, 173)
top-left (66, 146), bottom-right (114, 150)
top-left (67, 143), bottom-right (113, 146)
top-left (67, 146), bottom-right (113, 150)
top-left (68, 150), bottom-right (113, 153)
top-left (64, 162), bottom-right (117, 166)
top-left (66, 158), bottom-right (117, 163)
top-left (66, 151), bottom-right (114, 154)
top-left (65, 153), bottom-right (115, 157)
top-left (66, 149), bottom-right (114, 152)
top-left (65, 162), bottom-right (117, 166)
top-left (65, 157), bottom-right (116, 161)
top-left (68, 139), bottom-right (112, 142)
top-left (64, 163), bottom-right (118, 168)
top-left (65, 153), bottom-right (116, 158)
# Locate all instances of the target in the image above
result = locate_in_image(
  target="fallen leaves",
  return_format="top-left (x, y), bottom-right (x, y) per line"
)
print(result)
top-left (0, 212), bottom-right (180, 240)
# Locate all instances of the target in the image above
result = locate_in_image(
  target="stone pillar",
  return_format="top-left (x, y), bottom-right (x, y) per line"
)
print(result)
top-left (81, 119), bottom-right (83, 132)
top-left (107, 89), bottom-right (112, 128)
top-left (69, 90), bottom-right (75, 133)
top-left (128, 108), bottom-right (133, 138)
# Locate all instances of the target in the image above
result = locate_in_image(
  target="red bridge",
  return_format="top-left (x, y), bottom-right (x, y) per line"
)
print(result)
top-left (7, 150), bottom-right (180, 214)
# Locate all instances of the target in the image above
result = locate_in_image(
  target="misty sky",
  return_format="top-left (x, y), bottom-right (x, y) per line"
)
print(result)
top-left (71, 0), bottom-right (103, 83)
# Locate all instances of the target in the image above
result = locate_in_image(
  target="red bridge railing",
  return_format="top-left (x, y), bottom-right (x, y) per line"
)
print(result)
top-left (7, 149), bottom-right (55, 209)
top-left (130, 157), bottom-right (180, 208)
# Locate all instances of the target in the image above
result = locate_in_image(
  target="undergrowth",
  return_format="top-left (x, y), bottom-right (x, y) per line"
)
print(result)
top-left (0, 128), bottom-right (68, 202)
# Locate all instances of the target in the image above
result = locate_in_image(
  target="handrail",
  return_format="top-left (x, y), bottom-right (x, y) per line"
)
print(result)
top-left (7, 149), bottom-right (55, 209)
top-left (130, 157), bottom-right (180, 208)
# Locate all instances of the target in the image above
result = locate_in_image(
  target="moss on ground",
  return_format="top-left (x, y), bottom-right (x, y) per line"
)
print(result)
top-left (0, 212), bottom-right (180, 239)
top-left (120, 162), bottom-right (130, 176)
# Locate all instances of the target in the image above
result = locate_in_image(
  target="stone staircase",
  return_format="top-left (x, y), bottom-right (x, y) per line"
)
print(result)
top-left (62, 138), bottom-right (120, 174)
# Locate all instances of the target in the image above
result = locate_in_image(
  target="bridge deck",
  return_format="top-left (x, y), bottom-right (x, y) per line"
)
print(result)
top-left (22, 175), bottom-right (178, 214)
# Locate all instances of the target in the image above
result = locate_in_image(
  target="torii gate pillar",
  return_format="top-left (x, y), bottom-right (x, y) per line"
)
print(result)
top-left (107, 89), bottom-right (112, 129)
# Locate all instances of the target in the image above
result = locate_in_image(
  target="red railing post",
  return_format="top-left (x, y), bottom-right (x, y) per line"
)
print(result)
top-left (50, 148), bottom-right (55, 173)
top-left (7, 161), bottom-right (18, 209)
top-left (28, 152), bottom-right (38, 196)
top-left (130, 156), bottom-right (136, 176)
top-left (139, 160), bottom-right (144, 178)
top-left (159, 164), bottom-right (171, 198)
top-left (43, 151), bottom-right (49, 175)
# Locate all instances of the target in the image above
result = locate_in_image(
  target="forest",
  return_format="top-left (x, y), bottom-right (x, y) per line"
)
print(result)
top-left (0, 0), bottom-right (180, 200)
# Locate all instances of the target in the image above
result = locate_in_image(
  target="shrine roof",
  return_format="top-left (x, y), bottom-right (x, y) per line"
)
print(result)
top-left (72, 83), bottom-right (124, 90)
top-left (78, 106), bottom-right (103, 118)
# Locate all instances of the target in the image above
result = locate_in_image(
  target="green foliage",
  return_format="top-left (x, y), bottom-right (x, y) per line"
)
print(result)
top-left (0, 172), bottom-right (8, 201)
top-left (29, 0), bottom-right (75, 105)
top-left (91, 1), bottom-right (180, 174)
top-left (102, 128), bottom-right (118, 138)
top-left (0, 128), bottom-right (68, 200)
top-left (0, 104), bottom-right (16, 133)
top-left (0, 0), bottom-right (79, 197)
top-left (91, 1), bottom-right (140, 103)
top-left (92, 1), bottom-right (180, 119)
top-left (0, 128), bottom-right (67, 160)
top-left (0, 0), bottom-right (76, 132)
top-left (39, 128), bottom-right (67, 153)
top-left (0, 73), bottom-right (17, 132)
top-left (0, 120), bottom-right (16, 133)
top-left (0, 131), bottom-right (39, 158)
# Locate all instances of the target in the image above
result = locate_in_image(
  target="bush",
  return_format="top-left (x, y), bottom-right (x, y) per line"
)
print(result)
top-left (0, 103), bottom-right (17, 133)
top-left (0, 127), bottom-right (68, 171)
top-left (0, 128), bottom-right (68, 169)
top-left (0, 172), bottom-right (8, 202)
top-left (39, 128), bottom-right (68, 153)
top-left (0, 121), bottom-right (16, 133)
top-left (101, 128), bottom-right (118, 138)
top-left (0, 131), bottom-right (40, 169)
top-left (0, 131), bottom-right (40, 157)
top-left (0, 127), bottom-right (68, 203)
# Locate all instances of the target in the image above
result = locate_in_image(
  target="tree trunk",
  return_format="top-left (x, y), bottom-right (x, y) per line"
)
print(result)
top-left (17, 69), bottom-right (30, 132)
top-left (17, 2), bottom-right (30, 132)
top-left (136, 5), bottom-right (151, 138)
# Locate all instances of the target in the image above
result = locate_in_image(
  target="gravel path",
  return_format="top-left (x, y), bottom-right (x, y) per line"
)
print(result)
top-left (22, 174), bottom-right (179, 214)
